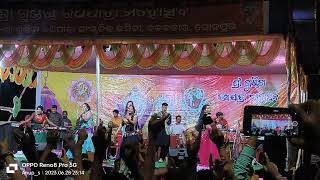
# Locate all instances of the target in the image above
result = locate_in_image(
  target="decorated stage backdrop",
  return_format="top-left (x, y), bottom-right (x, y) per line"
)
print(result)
top-left (42, 72), bottom-right (288, 129)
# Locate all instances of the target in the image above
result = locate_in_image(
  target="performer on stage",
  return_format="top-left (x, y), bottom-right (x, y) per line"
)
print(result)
top-left (197, 105), bottom-right (220, 169)
top-left (46, 109), bottom-right (51, 116)
top-left (48, 105), bottom-right (63, 127)
top-left (112, 109), bottom-right (122, 128)
top-left (62, 111), bottom-right (72, 129)
top-left (155, 103), bottom-right (172, 163)
top-left (119, 101), bottom-right (141, 179)
top-left (20, 105), bottom-right (52, 129)
top-left (110, 109), bottom-right (122, 141)
top-left (170, 115), bottom-right (187, 146)
top-left (67, 103), bottom-right (95, 161)
top-left (121, 101), bottom-right (138, 139)
top-left (215, 112), bottom-right (228, 130)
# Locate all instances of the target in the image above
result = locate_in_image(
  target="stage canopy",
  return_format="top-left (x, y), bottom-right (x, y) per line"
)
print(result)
top-left (0, 35), bottom-right (287, 85)
top-left (0, 35), bottom-right (307, 128)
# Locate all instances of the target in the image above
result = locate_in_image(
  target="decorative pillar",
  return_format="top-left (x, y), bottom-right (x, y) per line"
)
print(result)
top-left (35, 71), bottom-right (42, 109)
top-left (95, 50), bottom-right (101, 125)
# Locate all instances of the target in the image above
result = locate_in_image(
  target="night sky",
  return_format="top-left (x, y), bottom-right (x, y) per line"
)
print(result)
top-left (0, 78), bottom-right (36, 122)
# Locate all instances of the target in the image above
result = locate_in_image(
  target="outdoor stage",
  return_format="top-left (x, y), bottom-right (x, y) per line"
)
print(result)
top-left (0, 3), bottom-right (310, 177)
top-left (0, 34), bottom-right (307, 165)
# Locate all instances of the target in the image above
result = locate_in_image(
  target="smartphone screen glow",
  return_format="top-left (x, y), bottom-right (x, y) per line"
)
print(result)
top-left (251, 113), bottom-right (298, 136)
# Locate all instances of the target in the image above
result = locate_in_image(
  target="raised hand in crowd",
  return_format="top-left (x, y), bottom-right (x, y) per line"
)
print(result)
top-left (140, 114), bottom-right (169, 180)
top-left (262, 153), bottom-right (284, 180)
top-left (289, 100), bottom-right (320, 155)
top-left (12, 127), bottom-right (39, 166)
top-left (148, 113), bottom-right (171, 138)
top-left (64, 129), bottom-right (87, 180)
top-left (208, 124), bottom-right (235, 180)
top-left (90, 123), bottom-right (112, 180)
top-left (234, 136), bottom-right (257, 180)
top-left (40, 130), bottom-right (60, 163)
top-left (39, 130), bottom-right (69, 180)
top-left (0, 138), bottom-right (26, 180)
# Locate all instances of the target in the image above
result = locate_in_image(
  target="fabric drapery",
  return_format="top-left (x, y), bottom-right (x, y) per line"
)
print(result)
top-left (0, 37), bottom-right (282, 71)
top-left (0, 66), bottom-right (36, 88)
top-left (96, 39), bottom-right (281, 71)
top-left (285, 33), bottom-right (307, 173)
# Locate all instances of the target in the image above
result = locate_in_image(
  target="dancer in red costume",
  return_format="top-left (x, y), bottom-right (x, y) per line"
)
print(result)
top-left (197, 105), bottom-right (220, 170)
top-left (19, 105), bottom-right (52, 129)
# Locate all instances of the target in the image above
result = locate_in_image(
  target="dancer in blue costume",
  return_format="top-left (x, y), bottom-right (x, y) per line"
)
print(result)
top-left (67, 103), bottom-right (95, 161)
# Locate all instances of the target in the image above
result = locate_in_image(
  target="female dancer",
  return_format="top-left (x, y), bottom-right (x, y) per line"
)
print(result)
top-left (197, 104), bottom-right (220, 170)
top-left (67, 103), bottom-right (95, 161)
top-left (121, 101), bottom-right (138, 134)
top-left (20, 105), bottom-right (57, 129)
top-left (19, 106), bottom-right (58, 150)
top-left (119, 101), bottom-right (142, 179)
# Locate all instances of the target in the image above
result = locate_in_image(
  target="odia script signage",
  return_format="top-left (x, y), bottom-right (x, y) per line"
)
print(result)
top-left (0, 2), bottom-right (265, 38)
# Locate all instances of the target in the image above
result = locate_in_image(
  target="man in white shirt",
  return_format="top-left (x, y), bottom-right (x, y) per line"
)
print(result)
top-left (170, 115), bottom-right (187, 146)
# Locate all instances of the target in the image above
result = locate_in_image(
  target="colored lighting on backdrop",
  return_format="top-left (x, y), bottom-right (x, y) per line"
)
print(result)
top-left (41, 72), bottom-right (288, 129)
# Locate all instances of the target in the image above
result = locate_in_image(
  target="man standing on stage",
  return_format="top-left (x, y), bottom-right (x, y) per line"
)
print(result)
top-left (48, 105), bottom-right (63, 127)
top-left (110, 109), bottom-right (122, 141)
top-left (111, 109), bottom-right (122, 129)
top-left (62, 111), bottom-right (72, 129)
top-left (215, 112), bottom-right (228, 130)
top-left (170, 115), bottom-right (187, 146)
top-left (155, 103), bottom-right (172, 163)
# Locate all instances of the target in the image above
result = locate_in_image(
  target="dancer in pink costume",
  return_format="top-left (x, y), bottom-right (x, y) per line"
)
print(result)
top-left (197, 105), bottom-right (220, 169)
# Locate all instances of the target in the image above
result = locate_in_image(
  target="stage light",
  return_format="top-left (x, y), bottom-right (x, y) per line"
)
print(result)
top-left (15, 44), bottom-right (19, 48)
top-left (192, 43), bottom-right (197, 48)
